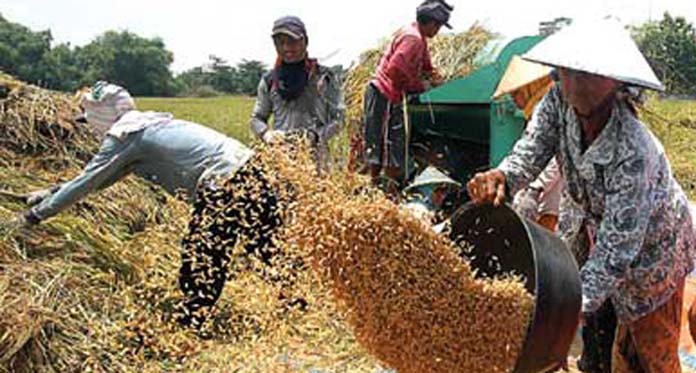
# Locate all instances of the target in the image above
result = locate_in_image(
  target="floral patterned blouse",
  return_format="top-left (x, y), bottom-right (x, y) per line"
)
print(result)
top-left (498, 85), bottom-right (695, 322)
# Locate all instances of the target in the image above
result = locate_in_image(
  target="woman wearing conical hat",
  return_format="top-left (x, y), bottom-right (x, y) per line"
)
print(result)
top-left (467, 20), bottom-right (695, 371)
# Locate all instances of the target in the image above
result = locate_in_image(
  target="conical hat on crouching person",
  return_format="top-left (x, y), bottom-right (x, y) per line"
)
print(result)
top-left (522, 19), bottom-right (664, 91)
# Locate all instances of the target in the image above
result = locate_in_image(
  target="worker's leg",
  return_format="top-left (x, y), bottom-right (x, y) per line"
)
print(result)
top-left (612, 280), bottom-right (684, 373)
top-left (363, 83), bottom-right (389, 184)
top-left (578, 301), bottom-right (617, 373)
top-left (382, 100), bottom-right (406, 199)
top-left (229, 162), bottom-right (283, 266)
top-left (178, 159), bottom-right (285, 328)
top-left (178, 181), bottom-right (234, 328)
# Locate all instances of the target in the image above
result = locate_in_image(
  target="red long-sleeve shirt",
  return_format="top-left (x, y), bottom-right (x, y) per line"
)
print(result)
top-left (371, 23), bottom-right (434, 104)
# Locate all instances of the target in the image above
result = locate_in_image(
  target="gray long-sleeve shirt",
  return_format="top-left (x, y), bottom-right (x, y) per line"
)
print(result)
top-left (250, 63), bottom-right (345, 168)
top-left (32, 113), bottom-right (254, 221)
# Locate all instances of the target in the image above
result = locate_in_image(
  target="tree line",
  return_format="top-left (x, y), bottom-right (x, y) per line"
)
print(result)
top-left (2, 12), bottom-right (695, 97)
top-left (0, 13), bottom-right (267, 96)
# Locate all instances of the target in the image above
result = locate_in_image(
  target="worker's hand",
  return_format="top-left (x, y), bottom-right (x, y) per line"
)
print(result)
top-left (25, 188), bottom-right (53, 207)
top-left (430, 75), bottom-right (445, 88)
top-left (467, 169), bottom-right (507, 206)
top-left (429, 69), bottom-right (445, 87)
top-left (513, 187), bottom-right (541, 221)
top-left (262, 130), bottom-right (285, 145)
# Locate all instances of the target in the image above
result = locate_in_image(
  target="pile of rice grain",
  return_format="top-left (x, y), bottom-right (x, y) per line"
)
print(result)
top-left (262, 143), bottom-right (535, 373)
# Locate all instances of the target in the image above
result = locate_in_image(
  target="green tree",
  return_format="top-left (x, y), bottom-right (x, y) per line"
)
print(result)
top-left (76, 31), bottom-right (175, 96)
top-left (41, 43), bottom-right (86, 91)
top-left (235, 59), bottom-right (267, 95)
top-left (0, 13), bottom-right (53, 85)
top-left (632, 13), bottom-right (696, 95)
top-left (208, 55), bottom-right (238, 93)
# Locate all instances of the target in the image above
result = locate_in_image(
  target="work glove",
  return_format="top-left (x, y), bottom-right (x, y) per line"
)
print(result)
top-left (262, 130), bottom-right (285, 145)
top-left (25, 188), bottom-right (54, 207)
top-left (513, 187), bottom-right (541, 221)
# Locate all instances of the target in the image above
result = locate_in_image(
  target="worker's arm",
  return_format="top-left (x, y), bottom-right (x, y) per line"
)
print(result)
top-left (580, 155), bottom-right (652, 314)
top-left (528, 157), bottom-right (561, 195)
top-left (497, 86), bottom-right (562, 196)
top-left (422, 48), bottom-right (445, 87)
top-left (29, 136), bottom-right (137, 223)
top-left (468, 87), bottom-right (561, 205)
top-left (316, 69), bottom-right (346, 143)
top-left (250, 76), bottom-right (273, 140)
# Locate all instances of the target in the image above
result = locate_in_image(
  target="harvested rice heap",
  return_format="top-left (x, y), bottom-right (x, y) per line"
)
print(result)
top-left (0, 73), bottom-right (195, 372)
top-left (258, 142), bottom-right (535, 373)
top-left (0, 74), bottom-right (380, 372)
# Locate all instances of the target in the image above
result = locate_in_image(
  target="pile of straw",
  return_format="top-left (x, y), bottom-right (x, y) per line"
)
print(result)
top-left (0, 74), bottom-right (380, 372)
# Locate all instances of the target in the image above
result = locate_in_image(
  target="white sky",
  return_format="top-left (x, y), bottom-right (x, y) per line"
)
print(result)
top-left (2, 0), bottom-right (695, 73)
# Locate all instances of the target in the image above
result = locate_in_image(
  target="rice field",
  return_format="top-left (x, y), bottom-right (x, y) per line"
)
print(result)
top-left (136, 95), bottom-right (696, 200)
top-left (137, 95), bottom-right (256, 144)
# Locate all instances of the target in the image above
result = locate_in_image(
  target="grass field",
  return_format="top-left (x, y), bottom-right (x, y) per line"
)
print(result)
top-left (137, 96), bottom-right (257, 144)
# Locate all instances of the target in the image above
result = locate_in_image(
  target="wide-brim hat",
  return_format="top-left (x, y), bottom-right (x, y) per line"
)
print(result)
top-left (522, 19), bottom-right (664, 91)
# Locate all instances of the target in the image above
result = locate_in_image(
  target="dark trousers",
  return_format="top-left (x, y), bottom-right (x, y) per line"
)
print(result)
top-left (578, 301), bottom-right (618, 373)
top-left (178, 160), bottom-right (282, 327)
top-left (363, 83), bottom-right (406, 176)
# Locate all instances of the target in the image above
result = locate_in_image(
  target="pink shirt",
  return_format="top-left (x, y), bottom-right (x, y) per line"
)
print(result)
top-left (372, 23), bottom-right (434, 104)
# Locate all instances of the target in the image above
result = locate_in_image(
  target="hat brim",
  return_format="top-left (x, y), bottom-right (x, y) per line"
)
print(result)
top-left (443, 22), bottom-right (452, 29)
top-left (272, 28), bottom-right (304, 40)
top-left (74, 113), bottom-right (88, 124)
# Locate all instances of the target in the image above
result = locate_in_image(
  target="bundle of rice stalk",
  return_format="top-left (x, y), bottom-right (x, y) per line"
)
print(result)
top-left (343, 23), bottom-right (497, 171)
top-left (0, 71), bottom-right (96, 168)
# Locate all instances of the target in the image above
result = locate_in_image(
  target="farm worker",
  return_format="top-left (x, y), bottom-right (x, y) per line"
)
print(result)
top-left (506, 66), bottom-right (618, 371)
top-left (363, 0), bottom-right (452, 195)
top-left (504, 70), bottom-right (564, 232)
top-left (250, 15), bottom-right (345, 171)
top-left (13, 82), bottom-right (288, 329)
top-left (466, 20), bottom-right (695, 372)
top-left (512, 157), bottom-right (563, 231)
top-left (401, 166), bottom-right (461, 224)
